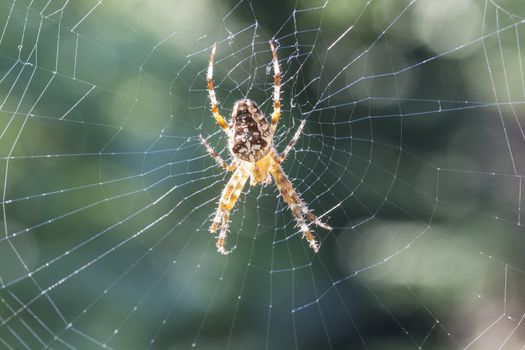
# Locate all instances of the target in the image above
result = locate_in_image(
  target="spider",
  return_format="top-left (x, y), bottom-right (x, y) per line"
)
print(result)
top-left (200, 41), bottom-right (332, 255)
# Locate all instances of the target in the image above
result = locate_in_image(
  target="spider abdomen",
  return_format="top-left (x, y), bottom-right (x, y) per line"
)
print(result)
top-left (229, 99), bottom-right (272, 162)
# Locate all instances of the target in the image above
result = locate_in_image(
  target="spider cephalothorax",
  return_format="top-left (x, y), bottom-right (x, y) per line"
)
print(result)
top-left (229, 99), bottom-right (272, 162)
top-left (200, 41), bottom-right (332, 255)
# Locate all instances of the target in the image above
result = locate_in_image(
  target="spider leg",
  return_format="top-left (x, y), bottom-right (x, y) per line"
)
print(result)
top-left (277, 119), bottom-right (306, 163)
top-left (200, 134), bottom-right (237, 172)
top-left (210, 167), bottom-right (242, 232)
top-left (210, 167), bottom-right (249, 254)
top-left (269, 41), bottom-right (282, 135)
top-left (270, 161), bottom-right (331, 252)
top-left (208, 43), bottom-right (228, 130)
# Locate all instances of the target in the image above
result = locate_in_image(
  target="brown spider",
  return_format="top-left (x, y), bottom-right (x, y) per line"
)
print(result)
top-left (200, 41), bottom-right (332, 255)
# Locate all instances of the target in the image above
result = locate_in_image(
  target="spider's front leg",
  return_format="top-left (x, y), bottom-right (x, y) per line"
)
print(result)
top-left (269, 41), bottom-right (282, 135)
top-left (208, 43), bottom-right (229, 131)
top-left (210, 167), bottom-right (249, 254)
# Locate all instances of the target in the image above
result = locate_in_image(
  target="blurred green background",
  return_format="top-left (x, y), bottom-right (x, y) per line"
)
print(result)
top-left (0, 0), bottom-right (525, 349)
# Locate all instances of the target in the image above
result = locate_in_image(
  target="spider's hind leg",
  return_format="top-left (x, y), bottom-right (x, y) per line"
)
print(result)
top-left (304, 212), bottom-right (332, 231)
top-left (270, 161), bottom-right (330, 252)
top-left (210, 167), bottom-right (249, 254)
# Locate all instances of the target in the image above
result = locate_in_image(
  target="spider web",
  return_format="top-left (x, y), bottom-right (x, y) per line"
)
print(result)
top-left (0, 0), bottom-right (524, 348)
